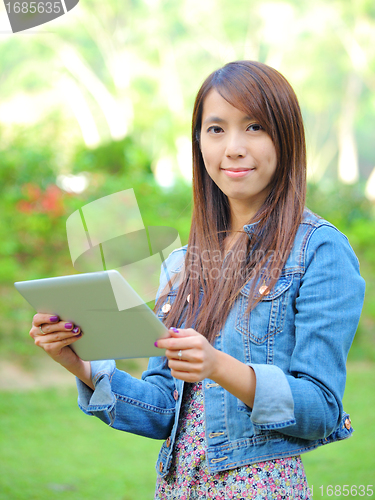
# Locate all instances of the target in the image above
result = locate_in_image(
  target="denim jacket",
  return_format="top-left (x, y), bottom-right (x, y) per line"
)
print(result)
top-left (76, 209), bottom-right (365, 477)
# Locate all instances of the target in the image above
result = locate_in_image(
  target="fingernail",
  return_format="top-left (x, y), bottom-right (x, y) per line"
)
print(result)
top-left (50, 315), bottom-right (59, 322)
top-left (154, 341), bottom-right (158, 347)
top-left (65, 322), bottom-right (73, 329)
top-left (72, 326), bottom-right (80, 334)
top-left (75, 332), bottom-right (82, 338)
top-left (170, 327), bottom-right (179, 333)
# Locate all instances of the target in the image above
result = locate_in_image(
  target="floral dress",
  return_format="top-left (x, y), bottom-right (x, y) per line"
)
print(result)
top-left (155, 381), bottom-right (311, 500)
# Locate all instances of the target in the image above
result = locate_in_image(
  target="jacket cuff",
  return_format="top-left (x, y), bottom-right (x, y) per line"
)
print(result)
top-left (249, 364), bottom-right (296, 430)
top-left (76, 360), bottom-right (117, 425)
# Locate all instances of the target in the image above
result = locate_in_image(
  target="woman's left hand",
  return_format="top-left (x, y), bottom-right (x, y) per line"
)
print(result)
top-left (155, 328), bottom-right (219, 383)
top-left (157, 327), bottom-right (256, 408)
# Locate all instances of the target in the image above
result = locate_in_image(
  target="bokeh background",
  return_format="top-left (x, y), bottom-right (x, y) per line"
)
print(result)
top-left (0, 0), bottom-right (374, 498)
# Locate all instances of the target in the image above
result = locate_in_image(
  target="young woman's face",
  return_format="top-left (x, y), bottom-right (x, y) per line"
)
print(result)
top-left (200, 89), bottom-right (277, 216)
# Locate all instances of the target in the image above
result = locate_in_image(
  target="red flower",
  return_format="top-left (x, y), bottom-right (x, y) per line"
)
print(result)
top-left (17, 183), bottom-right (66, 217)
top-left (16, 200), bottom-right (34, 213)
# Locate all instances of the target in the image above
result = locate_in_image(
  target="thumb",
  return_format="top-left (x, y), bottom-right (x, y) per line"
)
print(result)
top-left (168, 327), bottom-right (197, 338)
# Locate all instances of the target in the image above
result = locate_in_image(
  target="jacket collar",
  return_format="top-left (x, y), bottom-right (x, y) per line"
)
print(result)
top-left (243, 220), bottom-right (260, 239)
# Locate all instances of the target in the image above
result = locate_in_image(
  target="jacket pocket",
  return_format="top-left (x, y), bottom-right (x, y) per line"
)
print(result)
top-left (235, 273), bottom-right (294, 345)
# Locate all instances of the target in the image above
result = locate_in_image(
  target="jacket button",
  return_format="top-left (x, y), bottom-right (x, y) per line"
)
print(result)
top-left (159, 462), bottom-right (163, 472)
top-left (166, 437), bottom-right (171, 447)
top-left (173, 389), bottom-right (179, 400)
top-left (344, 417), bottom-right (351, 430)
top-left (259, 285), bottom-right (270, 296)
top-left (187, 294), bottom-right (190, 302)
top-left (162, 303), bottom-right (171, 313)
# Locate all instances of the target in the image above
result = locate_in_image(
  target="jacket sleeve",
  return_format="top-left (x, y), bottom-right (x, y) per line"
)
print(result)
top-left (76, 356), bottom-right (176, 439)
top-left (75, 256), bottom-right (179, 440)
top-left (249, 224), bottom-right (365, 440)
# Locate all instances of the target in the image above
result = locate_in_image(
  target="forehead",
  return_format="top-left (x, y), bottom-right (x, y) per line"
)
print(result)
top-left (201, 89), bottom-right (253, 124)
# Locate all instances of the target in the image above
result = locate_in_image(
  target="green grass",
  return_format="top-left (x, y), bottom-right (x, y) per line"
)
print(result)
top-left (0, 363), bottom-right (374, 500)
top-left (0, 385), bottom-right (161, 500)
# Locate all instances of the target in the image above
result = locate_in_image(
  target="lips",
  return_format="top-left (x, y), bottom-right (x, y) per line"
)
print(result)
top-left (221, 168), bottom-right (254, 178)
top-left (221, 167), bottom-right (254, 172)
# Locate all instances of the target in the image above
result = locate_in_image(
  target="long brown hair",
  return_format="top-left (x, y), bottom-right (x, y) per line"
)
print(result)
top-left (154, 60), bottom-right (306, 343)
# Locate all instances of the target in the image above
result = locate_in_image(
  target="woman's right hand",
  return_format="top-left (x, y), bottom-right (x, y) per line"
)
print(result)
top-left (30, 313), bottom-right (82, 367)
top-left (30, 314), bottom-right (94, 389)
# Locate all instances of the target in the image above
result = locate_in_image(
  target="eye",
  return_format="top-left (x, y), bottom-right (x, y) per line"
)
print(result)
top-left (207, 125), bottom-right (223, 134)
top-left (247, 123), bottom-right (263, 132)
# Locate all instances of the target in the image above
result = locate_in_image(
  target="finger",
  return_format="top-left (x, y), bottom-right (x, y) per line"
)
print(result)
top-left (157, 337), bottom-right (196, 351)
top-left (166, 347), bottom-right (205, 364)
top-left (156, 329), bottom-right (200, 350)
top-left (165, 348), bottom-right (187, 361)
top-left (30, 315), bottom-right (60, 339)
top-left (46, 326), bottom-right (82, 339)
top-left (168, 361), bottom-right (203, 380)
top-left (32, 313), bottom-right (60, 328)
top-left (34, 329), bottom-right (82, 348)
top-left (168, 361), bottom-right (192, 373)
top-left (35, 332), bottom-right (83, 356)
top-left (31, 323), bottom-right (81, 342)
top-left (38, 321), bottom-right (78, 335)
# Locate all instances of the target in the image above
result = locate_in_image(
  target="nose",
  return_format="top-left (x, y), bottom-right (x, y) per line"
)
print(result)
top-left (225, 133), bottom-right (247, 158)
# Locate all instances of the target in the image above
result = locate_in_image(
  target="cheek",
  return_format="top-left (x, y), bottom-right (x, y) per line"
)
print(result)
top-left (259, 142), bottom-right (277, 170)
top-left (267, 151), bottom-right (278, 171)
top-left (200, 143), bottom-right (215, 170)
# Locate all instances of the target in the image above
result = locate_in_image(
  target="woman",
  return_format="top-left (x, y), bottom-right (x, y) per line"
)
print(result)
top-left (30, 61), bottom-right (365, 499)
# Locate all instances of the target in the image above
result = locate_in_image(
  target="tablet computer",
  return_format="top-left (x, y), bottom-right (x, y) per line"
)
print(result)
top-left (14, 270), bottom-right (170, 361)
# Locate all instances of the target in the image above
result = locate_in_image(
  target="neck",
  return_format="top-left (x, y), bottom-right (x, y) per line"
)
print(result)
top-left (228, 202), bottom-right (258, 233)
top-left (223, 204), bottom-right (252, 254)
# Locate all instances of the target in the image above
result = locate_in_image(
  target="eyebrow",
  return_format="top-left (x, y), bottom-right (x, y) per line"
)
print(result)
top-left (202, 115), bottom-right (255, 125)
top-left (202, 116), bottom-right (225, 125)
